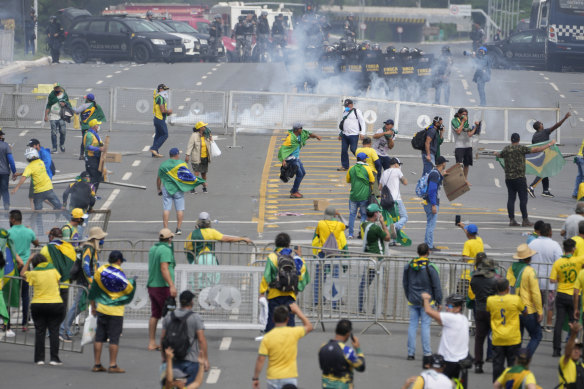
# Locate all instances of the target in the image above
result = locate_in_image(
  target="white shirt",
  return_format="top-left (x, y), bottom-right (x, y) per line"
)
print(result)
top-left (373, 127), bottom-right (391, 157)
top-left (420, 370), bottom-right (455, 389)
top-left (529, 236), bottom-right (563, 291)
top-left (563, 214), bottom-right (584, 240)
top-left (379, 167), bottom-right (403, 201)
top-left (453, 128), bottom-right (473, 149)
top-left (341, 108), bottom-right (366, 136)
top-left (438, 312), bottom-right (469, 362)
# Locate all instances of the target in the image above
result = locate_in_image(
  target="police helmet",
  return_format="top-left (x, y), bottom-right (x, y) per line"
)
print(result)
top-left (277, 13), bottom-right (283, 17)
top-left (446, 294), bottom-right (465, 307)
top-left (49, 15), bottom-right (57, 22)
top-left (238, 15), bottom-right (245, 22)
top-left (372, 43), bottom-right (380, 51)
top-left (348, 13), bottom-right (354, 18)
top-left (409, 48), bottom-right (418, 54)
top-left (441, 45), bottom-right (451, 53)
top-left (400, 47), bottom-right (409, 54)
top-left (146, 10), bottom-right (153, 17)
top-left (386, 46), bottom-right (396, 54)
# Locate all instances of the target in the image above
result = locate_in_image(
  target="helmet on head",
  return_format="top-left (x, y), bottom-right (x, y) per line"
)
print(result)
top-left (214, 14), bottom-right (221, 20)
top-left (49, 16), bottom-right (57, 22)
top-left (441, 45), bottom-right (451, 53)
top-left (372, 43), bottom-right (380, 51)
top-left (238, 15), bottom-right (245, 22)
top-left (446, 294), bottom-right (465, 307)
top-left (386, 46), bottom-right (396, 54)
top-left (25, 147), bottom-right (39, 160)
top-left (146, 10), bottom-right (153, 17)
top-left (478, 46), bottom-right (487, 54)
top-left (400, 47), bottom-right (409, 54)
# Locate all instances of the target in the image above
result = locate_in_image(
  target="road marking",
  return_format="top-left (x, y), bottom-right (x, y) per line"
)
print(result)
top-left (465, 91), bottom-right (472, 95)
top-left (202, 76), bottom-right (207, 79)
top-left (85, 88), bottom-right (93, 92)
top-left (580, 118), bottom-right (584, 122)
top-left (219, 337), bottom-right (232, 351)
top-left (539, 72), bottom-right (545, 76)
top-left (494, 178), bottom-right (501, 188)
top-left (132, 159), bottom-right (141, 167)
top-left (469, 99), bottom-right (476, 103)
top-left (544, 76), bottom-right (549, 80)
top-left (96, 80), bottom-right (103, 85)
top-left (207, 71), bottom-right (213, 75)
top-left (257, 134), bottom-right (278, 237)
top-left (206, 368), bottom-right (221, 384)
top-left (212, 67), bottom-right (218, 71)
top-left (106, 75), bottom-right (113, 78)
top-left (121, 172), bottom-right (132, 181)
top-left (142, 145), bottom-right (150, 151)
top-left (114, 71), bottom-right (121, 74)
top-left (102, 189), bottom-right (120, 209)
top-left (178, 105), bottom-right (185, 110)
top-left (574, 110), bottom-right (579, 115)
top-left (461, 79), bottom-right (469, 90)
top-left (550, 82), bottom-right (559, 91)
top-left (196, 81), bottom-right (202, 86)
top-left (19, 130), bottom-right (28, 137)
top-left (185, 97), bottom-right (191, 102)
top-left (124, 67), bottom-right (130, 70)
top-left (488, 162), bottom-right (494, 169)
top-left (560, 94), bottom-right (566, 98)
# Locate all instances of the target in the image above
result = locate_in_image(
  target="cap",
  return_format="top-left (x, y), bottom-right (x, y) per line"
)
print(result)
top-left (576, 202), bottom-right (584, 214)
top-left (476, 252), bottom-right (488, 262)
top-left (85, 93), bottom-right (95, 101)
top-left (157, 83), bottom-right (169, 91)
top-left (198, 211), bottom-right (210, 221)
top-left (88, 119), bottom-right (102, 127)
top-left (430, 354), bottom-right (446, 368)
top-left (357, 152), bottom-right (368, 161)
top-left (109, 250), bottom-right (126, 263)
top-left (511, 133), bottom-right (520, 142)
top-left (343, 98), bottom-right (353, 107)
top-left (53, 82), bottom-right (61, 89)
top-left (478, 46), bottom-right (487, 53)
top-left (389, 157), bottom-right (402, 166)
top-left (195, 121), bottom-right (208, 130)
top-left (169, 147), bottom-right (180, 156)
top-left (465, 224), bottom-right (478, 234)
top-left (88, 226), bottom-right (108, 240)
top-left (27, 138), bottom-right (40, 147)
top-left (0, 129), bottom-right (4, 137)
top-left (179, 290), bottom-right (195, 306)
top-left (383, 119), bottom-right (394, 125)
top-left (367, 203), bottom-right (382, 213)
top-left (575, 341), bottom-right (584, 349)
top-left (71, 208), bottom-right (88, 219)
top-left (159, 228), bottom-right (174, 239)
top-left (79, 171), bottom-right (90, 179)
top-left (435, 156), bottom-right (449, 165)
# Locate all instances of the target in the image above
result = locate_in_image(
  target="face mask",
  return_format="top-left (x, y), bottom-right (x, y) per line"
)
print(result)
top-left (344, 107), bottom-right (350, 112)
top-left (159, 90), bottom-right (170, 100)
top-left (99, 239), bottom-right (104, 247)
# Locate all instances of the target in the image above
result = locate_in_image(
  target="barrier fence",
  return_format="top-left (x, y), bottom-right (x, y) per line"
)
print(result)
top-left (0, 84), bottom-right (563, 144)
top-left (0, 30), bottom-right (14, 65)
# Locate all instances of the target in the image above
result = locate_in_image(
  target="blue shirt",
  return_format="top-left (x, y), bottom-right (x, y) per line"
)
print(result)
top-left (427, 169), bottom-right (443, 206)
top-left (39, 147), bottom-right (54, 179)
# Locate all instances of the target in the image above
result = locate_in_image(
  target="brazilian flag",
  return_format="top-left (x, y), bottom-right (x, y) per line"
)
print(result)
top-left (1, 229), bottom-right (21, 308)
top-left (185, 229), bottom-right (215, 264)
top-left (382, 207), bottom-right (412, 247)
top-left (88, 264), bottom-right (136, 307)
top-left (159, 159), bottom-right (205, 196)
top-left (46, 240), bottom-right (76, 282)
top-left (497, 141), bottom-right (565, 178)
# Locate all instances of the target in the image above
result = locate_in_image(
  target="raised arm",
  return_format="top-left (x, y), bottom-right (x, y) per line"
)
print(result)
top-left (549, 112), bottom-right (571, 133)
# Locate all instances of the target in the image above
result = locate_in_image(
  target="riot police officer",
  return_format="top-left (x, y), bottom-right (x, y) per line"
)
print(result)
top-left (232, 15), bottom-right (247, 62)
top-left (272, 13), bottom-right (286, 48)
top-left (46, 16), bottom-right (64, 64)
top-left (257, 11), bottom-right (270, 60)
top-left (472, 46), bottom-right (492, 106)
top-left (433, 46), bottom-right (452, 105)
top-left (345, 14), bottom-right (357, 41)
top-left (209, 14), bottom-right (223, 59)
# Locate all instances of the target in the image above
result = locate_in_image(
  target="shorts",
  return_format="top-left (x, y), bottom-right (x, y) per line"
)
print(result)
top-left (455, 147), bottom-right (473, 167)
top-left (162, 186), bottom-right (185, 212)
top-left (148, 286), bottom-right (170, 319)
top-left (192, 157), bottom-right (209, 174)
top-left (95, 313), bottom-right (123, 345)
top-left (173, 360), bottom-right (200, 385)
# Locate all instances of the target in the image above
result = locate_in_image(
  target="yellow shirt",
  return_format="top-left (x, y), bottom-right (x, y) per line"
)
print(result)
top-left (201, 136), bottom-right (208, 158)
top-left (550, 255), bottom-right (584, 295)
top-left (258, 326), bottom-right (306, 380)
top-left (312, 220), bottom-right (347, 255)
top-left (24, 266), bottom-right (63, 304)
top-left (461, 236), bottom-right (484, 280)
top-left (486, 294), bottom-right (525, 346)
top-left (506, 264), bottom-right (543, 315)
top-left (573, 236), bottom-right (584, 258)
top-left (355, 147), bottom-right (379, 174)
top-left (496, 367), bottom-right (537, 387)
top-left (578, 139), bottom-right (584, 157)
top-left (23, 159), bottom-right (53, 193)
top-left (153, 92), bottom-right (167, 121)
top-left (575, 268), bottom-right (584, 292)
top-left (559, 355), bottom-right (578, 388)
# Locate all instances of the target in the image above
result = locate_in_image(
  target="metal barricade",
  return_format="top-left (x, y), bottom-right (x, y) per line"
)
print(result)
top-left (112, 87), bottom-right (155, 125)
top-left (284, 94), bottom-right (341, 129)
top-left (228, 91), bottom-right (286, 129)
top-left (0, 30), bottom-right (14, 65)
top-left (167, 89), bottom-right (227, 129)
top-left (1, 276), bottom-right (89, 353)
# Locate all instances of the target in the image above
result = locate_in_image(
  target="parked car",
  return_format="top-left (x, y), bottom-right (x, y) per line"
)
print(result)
top-left (64, 16), bottom-right (186, 64)
top-left (485, 29), bottom-right (546, 69)
top-left (55, 7), bottom-right (91, 32)
top-left (149, 20), bottom-right (200, 61)
top-left (160, 19), bottom-right (226, 62)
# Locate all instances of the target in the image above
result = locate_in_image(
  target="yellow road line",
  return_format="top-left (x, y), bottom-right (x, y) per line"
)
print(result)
top-left (257, 134), bottom-right (278, 236)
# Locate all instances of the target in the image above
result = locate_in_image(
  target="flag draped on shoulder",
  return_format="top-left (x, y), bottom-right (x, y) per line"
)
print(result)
top-left (46, 240), bottom-right (76, 282)
top-left (497, 141), bottom-right (565, 178)
top-left (278, 130), bottom-right (310, 162)
top-left (159, 159), bottom-right (205, 195)
top-left (88, 264), bottom-right (136, 306)
top-left (1, 228), bottom-right (20, 308)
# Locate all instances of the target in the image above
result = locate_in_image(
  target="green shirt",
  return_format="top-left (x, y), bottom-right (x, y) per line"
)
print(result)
top-left (499, 144), bottom-right (531, 180)
top-left (8, 224), bottom-right (37, 261)
top-left (347, 163), bottom-right (374, 202)
top-left (360, 221), bottom-right (385, 255)
top-left (147, 242), bottom-right (175, 287)
top-left (158, 158), bottom-right (185, 196)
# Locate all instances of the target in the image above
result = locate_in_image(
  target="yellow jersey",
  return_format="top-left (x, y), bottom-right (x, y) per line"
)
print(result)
top-left (355, 147), bottom-right (379, 174)
top-left (153, 92), bottom-right (167, 120)
top-left (23, 159), bottom-right (52, 193)
top-left (558, 355), bottom-right (580, 389)
top-left (201, 136), bottom-right (208, 158)
top-left (573, 236), bottom-right (584, 258)
top-left (461, 236), bottom-right (484, 280)
top-left (258, 326), bottom-right (306, 380)
top-left (550, 255), bottom-right (584, 295)
top-left (487, 294), bottom-right (525, 346)
top-left (506, 264), bottom-right (543, 315)
top-left (24, 264), bottom-right (62, 304)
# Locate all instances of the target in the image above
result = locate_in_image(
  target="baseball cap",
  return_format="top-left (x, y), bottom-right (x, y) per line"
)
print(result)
top-left (0, 130), bottom-right (4, 137)
top-left (85, 93), bottom-right (95, 101)
top-left (53, 82), bottom-right (61, 89)
top-left (511, 133), bottom-right (520, 143)
top-left (465, 224), bottom-right (478, 234)
top-left (169, 147), bottom-right (180, 156)
top-left (383, 119), bottom-right (394, 125)
top-left (343, 98), bottom-right (353, 107)
top-left (109, 250), bottom-right (126, 263)
top-left (71, 208), bottom-right (88, 219)
top-left (27, 138), bottom-right (40, 147)
top-left (198, 211), bottom-right (210, 221)
top-left (157, 83), bottom-right (169, 90)
top-left (389, 157), bottom-right (402, 166)
top-left (435, 156), bottom-right (449, 165)
top-left (357, 152), bottom-right (368, 161)
top-left (367, 203), bottom-right (382, 213)
top-left (159, 228), bottom-right (174, 239)
top-left (88, 119), bottom-right (102, 127)
top-left (195, 121), bottom-right (208, 130)
top-left (179, 290), bottom-right (195, 306)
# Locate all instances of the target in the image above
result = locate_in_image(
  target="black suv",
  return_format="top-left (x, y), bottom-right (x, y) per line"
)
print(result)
top-left (64, 16), bottom-right (185, 64)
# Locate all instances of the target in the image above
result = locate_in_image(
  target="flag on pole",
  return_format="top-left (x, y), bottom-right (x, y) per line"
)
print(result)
top-left (497, 141), bottom-right (565, 178)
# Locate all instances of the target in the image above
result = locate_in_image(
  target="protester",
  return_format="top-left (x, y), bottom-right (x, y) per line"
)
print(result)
top-left (452, 108), bottom-right (480, 180)
top-left (355, 137), bottom-right (381, 194)
top-left (487, 278), bottom-right (526, 382)
top-left (61, 208), bottom-right (86, 243)
top-left (161, 348), bottom-right (205, 389)
top-left (318, 319), bottom-right (365, 389)
top-left (346, 152), bottom-right (375, 239)
top-left (0, 130), bottom-right (16, 210)
top-left (423, 155), bottom-right (447, 252)
top-left (89, 250), bottom-right (136, 373)
top-left (403, 243), bottom-right (443, 360)
top-left (506, 244), bottom-right (543, 357)
top-left (26, 138), bottom-right (55, 209)
top-left (62, 171), bottom-right (96, 212)
top-left (83, 119), bottom-right (104, 192)
top-left (526, 220), bottom-right (545, 244)
top-left (400, 354), bottom-right (454, 389)
top-left (573, 221), bottom-right (584, 257)
top-left (422, 117), bottom-right (444, 175)
top-left (372, 119), bottom-right (395, 171)
top-left (573, 138), bottom-right (584, 199)
top-left (252, 303), bottom-right (313, 389)
top-left (148, 228), bottom-right (177, 351)
top-left (185, 122), bottom-right (213, 194)
top-left (161, 290), bottom-right (209, 387)
top-left (151, 84), bottom-right (172, 158)
top-left (72, 93), bottom-right (106, 159)
top-left (20, 253), bottom-right (64, 365)
top-left (338, 99), bottom-right (365, 171)
top-left (557, 322), bottom-right (584, 389)
top-left (12, 147), bottom-right (61, 210)
top-left (260, 232), bottom-right (309, 332)
top-left (561, 202), bottom-right (584, 239)
top-left (493, 348), bottom-right (539, 389)
top-left (458, 222), bottom-right (485, 293)
top-left (379, 157), bottom-right (408, 242)
top-left (43, 83), bottom-right (69, 152)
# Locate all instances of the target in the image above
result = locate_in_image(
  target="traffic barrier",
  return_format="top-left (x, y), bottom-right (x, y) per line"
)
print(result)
top-left (0, 30), bottom-right (14, 65)
top-left (228, 90), bottom-right (286, 129)
top-left (1, 276), bottom-right (89, 353)
top-left (167, 89), bottom-right (227, 131)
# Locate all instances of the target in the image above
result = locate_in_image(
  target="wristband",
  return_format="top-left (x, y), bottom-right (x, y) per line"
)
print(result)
top-left (252, 378), bottom-right (259, 381)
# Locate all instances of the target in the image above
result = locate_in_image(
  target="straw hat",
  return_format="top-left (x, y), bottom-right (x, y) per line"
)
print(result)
top-left (88, 226), bottom-right (107, 240)
top-left (513, 244), bottom-right (537, 260)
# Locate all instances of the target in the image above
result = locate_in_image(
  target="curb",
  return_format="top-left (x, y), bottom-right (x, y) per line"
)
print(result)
top-left (0, 56), bottom-right (51, 79)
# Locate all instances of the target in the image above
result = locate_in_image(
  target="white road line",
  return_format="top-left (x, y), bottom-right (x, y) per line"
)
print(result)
top-left (142, 145), bottom-right (150, 151)
top-left (461, 79), bottom-right (469, 90)
top-left (494, 178), bottom-right (501, 188)
top-left (96, 80), bottom-right (103, 85)
top-left (106, 75), bottom-right (113, 78)
top-left (115, 71), bottom-right (121, 74)
top-left (488, 162), bottom-right (494, 169)
top-left (19, 130), bottom-right (28, 137)
top-left (207, 71), bottom-right (213, 75)
top-left (560, 94), bottom-right (566, 98)
top-left (123, 67), bottom-right (130, 70)
top-left (574, 110), bottom-right (579, 115)
top-left (539, 72), bottom-right (545, 76)
top-left (544, 76), bottom-right (549, 80)
top-left (549, 82), bottom-right (559, 92)
top-left (219, 337), bottom-right (232, 351)
top-left (212, 67), bottom-right (218, 71)
top-left (579, 118), bottom-right (584, 122)
top-left (121, 172), bottom-right (132, 181)
top-left (469, 99), bottom-right (476, 103)
top-left (132, 159), bottom-right (141, 167)
top-left (465, 91), bottom-right (472, 95)
top-left (185, 97), bottom-right (191, 102)
top-left (85, 88), bottom-right (93, 92)
top-left (196, 81), bottom-right (202, 86)
top-left (206, 368), bottom-right (220, 384)
top-left (101, 189), bottom-right (120, 209)
top-left (202, 76), bottom-right (207, 79)
top-left (178, 105), bottom-right (185, 110)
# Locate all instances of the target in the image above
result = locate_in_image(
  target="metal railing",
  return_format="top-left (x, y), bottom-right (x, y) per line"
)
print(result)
top-left (0, 30), bottom-right (14, 65)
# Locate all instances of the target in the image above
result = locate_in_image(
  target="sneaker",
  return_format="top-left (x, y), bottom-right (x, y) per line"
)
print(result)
top-left (430, 247), bottom-right (441, 252)
top-left (337, 167), bottom-right (348, 171)
top-left (60, 334), bottom-right (72, 343)
top-left (108, 365), bottom-right (125, 374)
top-left (36, 361), bottom-right (45, 365)
top-left (202, 187), bottom-right (208, 193)
top-left (475, 364), bottom-right (484, 374)
top-left (485, 357), bottom-right (493, 363)
top-left (60, 146), bottom-right (65, 153)
top-left (78, 155), bottom-right (84, 160)
top-left (544, 326), bottom-right (553, 333)
top-left (348, 235), bottom-right (354, 240)
top-left (92, 364), bottom-right (107, 372)
top-left (573, 195), bottom-right (578, 199)
top-left (509, 219), bottom-right (520, 227)
top-left (5, 329), bottom-right (15, 338)
top-left (175, 229), bottom-right (182, 236)
top-left (290, 192), bottom-right (303, 198)
top-left (522, 219), bottom-right (534, 227)
top-left (190, 189), bottom-right (197, 194)
top-left (527, 186), bottom-right (535, 198)
top-left (541, 191), bottom-right (555, 198)
top-left (49, 360), bottom-right (63, 366)
top-left (51, 148), bottom-right (57, 153)
top-left (407, 355), bottom-right (415, 361)
top-left (553, 349), bottom-right (562, 357)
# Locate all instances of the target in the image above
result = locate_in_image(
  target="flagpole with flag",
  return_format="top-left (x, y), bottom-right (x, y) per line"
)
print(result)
top-left (496, 141), bottom-right (565, 178)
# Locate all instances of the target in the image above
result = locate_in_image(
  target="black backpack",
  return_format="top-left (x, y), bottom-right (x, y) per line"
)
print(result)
top-left (269, 251), bottom-right (298, 293)
top-left (162, 311), bottom-right (194, 361)
top-left (411, 128), bottom-right (427, 150)
top-left (380, 185), bottom-right (395, 211)
top-left (557, 361), bottom-right (584, 389)
top-left (69, 245), bottom-right (94, 287)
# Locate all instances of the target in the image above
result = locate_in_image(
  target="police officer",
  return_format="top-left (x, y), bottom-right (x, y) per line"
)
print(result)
top-left (472, 46), bottom-right (492, 106)
top-left (209, 14), bottom-right (223, 55)
top-left (146, 10), bottom-right (154, 22)
top-left (46, 16), bottom-right (64, 64)
top-left (272, 13), bottom-right (286, 48)
top-left (257, 11), bottom-right (270, 59)
top-left (232, 15), bottom-right (246, 62)
top-left (433, 46), bottom-right (452, 105)
top-left (345, 14), bottom-right (357, 41)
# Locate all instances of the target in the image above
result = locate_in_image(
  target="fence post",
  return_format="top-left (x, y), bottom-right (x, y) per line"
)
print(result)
top-left (229, 102), bottom-right (241, 149)
top-left (109, 87), bottom-right (113, 132)
top-left (504, 109), bottom-right (509, 142)
top-left (394, 102), bottom-right (401, 130)
top-left (556, 103), bottom-right (561, 144)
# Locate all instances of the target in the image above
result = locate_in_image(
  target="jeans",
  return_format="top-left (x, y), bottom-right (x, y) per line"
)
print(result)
top-left (289, 159), bottom-right (305, 194)
top-left (50, 119), bottom-right (66, 149)
top-left (340, 134), bottom-right (360, 169)
top-left (505, 177), bottom-right (528, 220)
top-left (476, 80), bottom-right (487, 106)
top-left (21, 280), bottom-right (30, 325)
top-left (423, 203), bottom-right (439, 249)
top-left (394, 199), bottom-right (408, 231)
top-left (0, 173), bottom-right (10, 210)
top-left (520, 312), bottom-right (542, 357)
top-left (151, 117), bottom-right (169, 152)
top-left (60, 289), bottom-right (85, 337)
top-left (265, 295), bottom-right (295, 333)
top-left (173, 360), bottom-right (200, 385)
top-left (266, 378), bottom-right (298, 389)
top-left (474, 310), bottom-right (491, 364)
top-left (422, 153), bottom-right (435, 176)
top-left (25, 33), bottom-right (35, 55)
top-left (348, 199), bottom-right (368, 237)
top-left (313, 261), bottom-right (340, 308)
top-left (358, 268), bottom-right (376, 313)
top-left (492, 344), bottom-right (520, 382)
top-left (33, 189), bottom-right (62, 210)
top-left (85, 156), bottom-right (103, 192)
top-left (407, 305), bottom-right (432, 357)
top-left (79, 128), bottom-right (87, 157)
top-left (31, 303), bottom-right (65, 363)
top-left (554, 292), bottom-right (574, 352)
top-left (573, 156), bottom-right (584, 197)
top-left (529, 176), bottom-right (549, 192)
top-left (434, 81), bottom-right (450, 105)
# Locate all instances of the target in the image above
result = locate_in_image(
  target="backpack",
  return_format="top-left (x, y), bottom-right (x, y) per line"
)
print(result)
top-left (339, 108), bottom-right (360, 133)
top-left (320, 223), bottom-right (339, 257)
top-left (415, 170), bottom-right (435, 198)
top-left (162, 311), bottom-right (194, 361)
top-left (557, 360), bottom-right (584, 389)
top-left (411, 128), bottom-right (427, 150)
top-left (269, 251), bottom-right (299, 293)
top-left (60, 103), bottom-right (74, 123)
top-left (69, 246), bottom-right (93, 287)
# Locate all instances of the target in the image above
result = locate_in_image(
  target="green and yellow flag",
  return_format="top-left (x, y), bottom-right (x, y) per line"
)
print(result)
top-left (158, 159), bottom-right (205, 196)
top-left (46, 240), bottom-right (77, 282)
top-left (497, 141), bottom-right (565, 178)
top-left (88, 264), bottom-right (135, 307)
